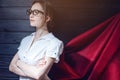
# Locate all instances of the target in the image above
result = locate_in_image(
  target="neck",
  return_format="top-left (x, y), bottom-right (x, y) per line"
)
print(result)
top-left (35, 25), bottom-right (49, 39)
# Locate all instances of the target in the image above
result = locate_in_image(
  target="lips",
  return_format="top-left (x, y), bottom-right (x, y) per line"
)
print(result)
top-left (30, 19), bottom-right (35, 22)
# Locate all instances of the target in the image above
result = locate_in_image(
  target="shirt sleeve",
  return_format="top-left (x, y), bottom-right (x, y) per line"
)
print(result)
top-left (46, 40), bottom-right (64, 63)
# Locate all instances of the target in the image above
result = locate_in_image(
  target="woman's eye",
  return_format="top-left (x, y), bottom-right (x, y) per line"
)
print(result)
top-left (34, 10), bottom-right (38, 14)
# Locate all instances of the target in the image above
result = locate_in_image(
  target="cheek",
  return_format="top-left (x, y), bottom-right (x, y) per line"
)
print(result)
top-left (36, 16), bottom-right (45, 24)
top-left (36, 18), bottom-right (43, 23)
top-left (35, 19), bottom-right (43, 26)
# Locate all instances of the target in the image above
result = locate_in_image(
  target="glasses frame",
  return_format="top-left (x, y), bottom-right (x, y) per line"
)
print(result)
top-left (26, 9), bottom-right (44, 16)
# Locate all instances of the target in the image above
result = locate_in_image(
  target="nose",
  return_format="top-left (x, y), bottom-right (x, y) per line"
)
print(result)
top-left (30, 13), bottom-right (34, 18)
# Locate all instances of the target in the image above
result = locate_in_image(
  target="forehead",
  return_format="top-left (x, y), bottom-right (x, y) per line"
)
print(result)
top-left (31, 3), bottom-right (43, 10)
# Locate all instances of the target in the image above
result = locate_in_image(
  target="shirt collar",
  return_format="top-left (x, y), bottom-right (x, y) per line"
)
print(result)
top-left (30, 32), bottom-right (54, 40)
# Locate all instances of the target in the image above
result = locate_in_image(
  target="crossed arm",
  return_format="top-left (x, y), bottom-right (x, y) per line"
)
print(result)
top-left (9, 53), bottom-right (55, 80)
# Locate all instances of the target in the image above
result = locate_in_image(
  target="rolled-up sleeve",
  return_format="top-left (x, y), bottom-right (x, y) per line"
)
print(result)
top-left (46, 40), bottom-right (64, 63)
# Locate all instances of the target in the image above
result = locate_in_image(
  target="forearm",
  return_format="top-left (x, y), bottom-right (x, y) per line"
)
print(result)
top-left (9, 62), bottom-right (26, 77)
top-left (9, 53), bottom-right (26, 77)
top-left (16, 60), bottom-right (45, 79)
top-left (16, 57), bottom-right (55, 80)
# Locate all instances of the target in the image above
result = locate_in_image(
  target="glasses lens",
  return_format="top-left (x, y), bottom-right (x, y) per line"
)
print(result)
top-left (33, 10), bottom-right (44, 15)
top-left (33, 10), bottom-right (40, 15)
top-left (26, 9), bottom-right (31, 15)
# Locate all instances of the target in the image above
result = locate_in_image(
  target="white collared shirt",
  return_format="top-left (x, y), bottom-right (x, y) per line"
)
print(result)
top-left (17, 32), bottom-right (64, 80)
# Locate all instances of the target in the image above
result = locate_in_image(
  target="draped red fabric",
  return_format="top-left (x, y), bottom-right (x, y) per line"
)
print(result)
top-left (50, 13), bottom-right (120, 80)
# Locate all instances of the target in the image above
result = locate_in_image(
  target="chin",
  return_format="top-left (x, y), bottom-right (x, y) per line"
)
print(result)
top-left (30, 25), bottom-right (36, 28)
top-left (30, 23), bottom-right (36, 27)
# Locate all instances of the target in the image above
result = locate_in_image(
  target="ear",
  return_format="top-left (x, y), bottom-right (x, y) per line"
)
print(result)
top-left (46, 16), bottom-right (51, 23)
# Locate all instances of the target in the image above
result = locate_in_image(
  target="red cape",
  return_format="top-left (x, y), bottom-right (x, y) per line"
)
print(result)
top-left (50, 13), bottom-right (120, 80)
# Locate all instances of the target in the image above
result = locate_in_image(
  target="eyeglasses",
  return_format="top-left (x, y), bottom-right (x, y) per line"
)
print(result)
top-left (26, 9), bottom-right (44, 16)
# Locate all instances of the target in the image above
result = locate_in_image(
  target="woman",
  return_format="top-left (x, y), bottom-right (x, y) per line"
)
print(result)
top-left (9, 0), bottom-right (64, 80)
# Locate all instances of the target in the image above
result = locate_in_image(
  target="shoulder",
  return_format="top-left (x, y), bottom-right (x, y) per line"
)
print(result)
top-left (20, 33), bottom-right (33, 43)
top-left (49, 34), bottom-right (63, 46)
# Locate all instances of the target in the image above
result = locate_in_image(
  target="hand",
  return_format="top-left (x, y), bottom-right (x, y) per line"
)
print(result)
top-left (36, 57), bottom-right (46, 67)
